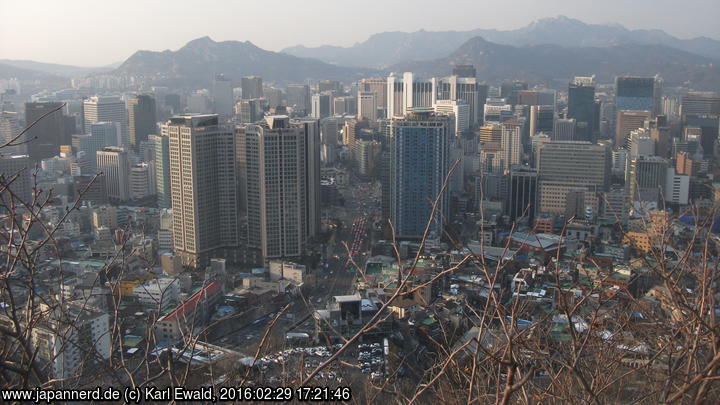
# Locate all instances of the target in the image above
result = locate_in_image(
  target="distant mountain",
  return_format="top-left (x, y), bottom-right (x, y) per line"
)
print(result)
top-left (388, 37), bottom-right (720, 90)
top-left (113, 36), bottom-right (378, 87)
top-left (0, 62), bottom-right (70, 85)
top-left (0, 59), bottom-right (113, 77)
top-left (282, 16), bottom-right (720, 68)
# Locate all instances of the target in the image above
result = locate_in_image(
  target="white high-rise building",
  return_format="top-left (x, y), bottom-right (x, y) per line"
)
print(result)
top-left (83, 96), bottom-right (127, 147)
top-left (386, 72), bottom-right (436, 118)
top-left (212, 74), bottom-right (234, 117)
top-left (434, 100), bottom-right (469, 136)
top-left (130, 162), bottom-right (154, 199)
top-left (237, 116), bottom-right (320, 260)
top-left (163, 114), bottom-right (238, 268)
top-left (96, 146), bottom-right (130, 201)
top-left (500, 122), bottom-right (522, 171)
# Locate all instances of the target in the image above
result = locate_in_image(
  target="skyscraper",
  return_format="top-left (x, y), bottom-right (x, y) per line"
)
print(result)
top-left (615, 76), bottom-right (661, 113)
top-left (626, 156), bottom-right (669, 203)
top-left (163, 114), bottom-right (238, 268)
top-left (24, 102), bottom-right (66, 161)
top-left (311, 94), bottom-right (332, 119)
top-left (529, 105), bottom-right (555, 136)
top-left (0, 154), bottom-right (32, 203)
top-left (241, 76), bottom-right (263, 100)
top-left (286, 84), bottom-right (311, 116)
top-left (538, 141), bottom-right (611, 215)
top-left (500, 122), bottom-right (522, 171)
top-left (390, 111), bottom-right (450, 239)
top-left (0, 110), bottom-right (23, 155)
top-left (568, 78), bottom-right (597, 141)
top-left (96, 146), bottom-right (130, 201)
top-left (386, 73), bottom-right (436, 118)
top-left (436, 75), bottom-right (482, 125)
top-left (151, 134), bottom-right (171, 209)
top-left (357, 91), bottom-right (378, 122)
top-left (127, 94), bottom-right (157, 149)
top-left (83, 96), bottom-right (127, 147)
top-left (508, 166), bottom-right (538, 223)
top-left (452, 64), bottom-right (476, 78)
top-left (360, 78), bottom-right (387, 110)
top-left (237, 116), bottom-right (319, 260)
top-left (212, 74), bottom-right (234, 117)
top-left (616, 110), bottom-right (651, 147)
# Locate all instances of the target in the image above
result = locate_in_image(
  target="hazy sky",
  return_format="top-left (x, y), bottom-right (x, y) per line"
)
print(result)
top-left (2, 0), bottom-right (719, 66)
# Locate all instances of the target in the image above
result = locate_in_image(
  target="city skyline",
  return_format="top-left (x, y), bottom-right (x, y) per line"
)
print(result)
top-left (1, 0), bottom-right (720, 66)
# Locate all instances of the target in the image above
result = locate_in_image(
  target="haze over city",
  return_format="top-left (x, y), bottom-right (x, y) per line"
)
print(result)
top-left (1, 0), bottom-right (720, 403)
top-left (2, 0), bottom-right (720, 66)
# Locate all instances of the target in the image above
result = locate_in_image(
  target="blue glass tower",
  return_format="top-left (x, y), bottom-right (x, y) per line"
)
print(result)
top-left (390, 110), bottom-right (450, 239)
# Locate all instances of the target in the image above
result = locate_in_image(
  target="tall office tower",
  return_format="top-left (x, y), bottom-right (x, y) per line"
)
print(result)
top-left (187, 91), bottom-right (211, 113)
top-left (529, 105), bottom-right (555, 136)
top-left (681, 92), bottom-right (720, 116)
top-left (311, 93), bottom-right (331, 119)
top-left (389, 111), bottom-right (449, 239)
top-left (403, 72), bottom-right (435, 111)
top-left (626, 156), bottom-right (669, 203)
top-left (0, 110), bottom-right (23, 155)
top-left (615, 110), bottom-right (651, 147)
top-left (436, 75), bottom-right (482, 125)
top-left (317, 80), bottom-right (341, 94)
top-left (530, 133), bottom-right (551, 168)
top-left (615, 76), bottom-right (661, 113)
top-left (241, 76), bottom-right (263, 99)
top-left (24, 102), bottom-right (66, 161)
top-left (508, 166), bottom-right (538, 223)
top-left (553, 118), bottom-right (576, 141)
top-left (236, 99), bottom-right (263, 123)
top-left (320, 118), bottom-right (339, 145)
top-left (212, 74), bottom-right (234, 117)
top-left (0, 155), bottom-right (32, 203)
top-left (130, 163), bottom-right (154, 199)
top-left (360, 78), bottom-right (387, 109)
top-left (151, 134), bottom-right (171, 209)
top-left (332, 97), bottom-right (347, 115)
top-left (342, 119), bottom-right (358, 148)
top-left (516, 90), bottom-right (556, 107)
top-left (127, 94), bottom-right (157, 149)
top-left (483, 100), bottom-right (513, 123)
top-left (72, 130), bottom-right (111, 174)
top-left (434, 100), bottom-right (469, 136)
top-left (568, 77), bottom-right (598, 141)
top-left (90, 121), bottom-right (120, 146)
top-left (264, 87), bottom-right (283, 109)
top-left (357, 91), bottom-right (378, 122)
top-left (538, 141), bottom-right (611, 215)
top-left (628, 128), bottom-right (656, 156)
top-left (500, 81), bottom-right (528, 105)
top-left (163, 114), bottom-right (238, 268)
top-left (664, 167), bottom-right (690, 205)
top-left (354, 139), bottom-right (382, 177)
top-left (681, 92), bottom-right (720, 158)
top-left (500, 122), bottom-right (522, 171)
top-left (452, 64), bottom-right (476, 78)
top-left (386, 74), bottom-right (405, 117)
top-left (96, 147), bottom-right (130, 201)
top-left (386, 73), bottom-right (436, 118)
top-left (286, 84), bottom-right (311, 116)
top-left (83, 96), bottom-right (127, 147)
top-left (237, 116), bottom-right (319, 260)
top-left (478, 123), bottom-right (502, 144)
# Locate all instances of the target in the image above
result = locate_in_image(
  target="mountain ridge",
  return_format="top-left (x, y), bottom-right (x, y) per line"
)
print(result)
top-left (282, 15), bottom-right (720, 68)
